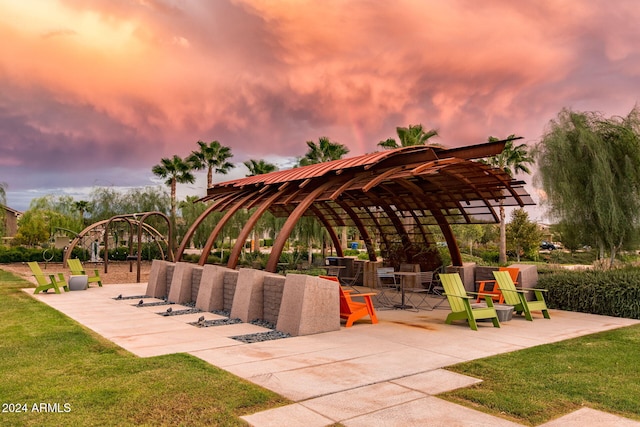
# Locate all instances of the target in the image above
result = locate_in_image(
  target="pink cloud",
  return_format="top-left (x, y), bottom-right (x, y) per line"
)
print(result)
top-left (1, 0), bottom-right (640, 211)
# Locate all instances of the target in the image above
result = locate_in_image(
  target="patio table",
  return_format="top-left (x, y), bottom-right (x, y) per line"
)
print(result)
top-left (393, 271), bottom-right (419, 310)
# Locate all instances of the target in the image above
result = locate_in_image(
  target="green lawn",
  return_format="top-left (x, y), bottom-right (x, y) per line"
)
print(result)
top-left (442, 324), bottom-right (640, 425)
top-left (0, 270), bottom-right (289, 426)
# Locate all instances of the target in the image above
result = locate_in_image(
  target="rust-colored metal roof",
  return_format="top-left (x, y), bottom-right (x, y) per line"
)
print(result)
top-left (204, 141), bottom-right (508, 198)
top-left (182, 138), bottom-right (534, 272)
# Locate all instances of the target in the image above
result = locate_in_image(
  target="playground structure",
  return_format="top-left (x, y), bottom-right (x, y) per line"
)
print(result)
top-left (63, 212), bottom-right (174, 283)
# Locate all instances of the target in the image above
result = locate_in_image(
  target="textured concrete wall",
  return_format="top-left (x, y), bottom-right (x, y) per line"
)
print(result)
top-left (167, 262), bottom-right (196, 304)
top-left (196, 265), bottom-right (235, 312)
top-left (230, 269), bottom-right (268, 322)
top-left (276, 274), bottom-right (340, 336)
top-left (191, 267), bottom-right (203, 303)
top-left (263, 275), bottom-right (286, 325)
top-left (445, 262), bottom-right (477, 292)
top-left (223, 270), bottom-right (239, 312)
top-left (145, 260), bottom-right (171, 298)
top-left (165, 264), bottom-right (175, 295)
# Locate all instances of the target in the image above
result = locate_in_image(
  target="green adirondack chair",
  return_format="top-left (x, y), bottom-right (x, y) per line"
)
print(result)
top-left (440, 273), bottom-right (500, 331)
top-left (67, 258), bottom-right (103, 287)
top-left (28, 261), bottom-right (69, 294)
top-left (492, 271), bottom-right (550, 320)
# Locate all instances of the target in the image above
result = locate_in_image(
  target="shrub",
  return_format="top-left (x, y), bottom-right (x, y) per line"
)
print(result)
top-left (540, 268), bottom-right (640, 319)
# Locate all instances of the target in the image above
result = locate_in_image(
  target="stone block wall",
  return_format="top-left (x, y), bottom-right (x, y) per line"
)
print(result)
top-left (223, 270), bottom-right (239, 312)
top-left (276, 274), bottom-right (340, 336)
top-left (263, 275), bottom-right (286, 325)
top-left (165, 264), bottom-right (175, 296)
top-left (145, 260), bottom-right (170, 298)
top-left (191, 266), bottom-right (203, 303)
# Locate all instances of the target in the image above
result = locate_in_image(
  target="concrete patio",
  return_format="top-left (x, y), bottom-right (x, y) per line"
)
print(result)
top-left (25, 282), bottom-right (640, 427)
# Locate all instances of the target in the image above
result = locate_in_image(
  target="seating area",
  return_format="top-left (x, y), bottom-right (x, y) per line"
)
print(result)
top-left (493, 270), bottom-right (550, 320)
top-left (28, 260), bottom-right (107, 294)
top-left (67, 258), bottom-right (103, 287)
top-left (440, 272), bottom-right (501, 331)
top-left (319, 275), bottom-right (378, 327)
top-left (28, 261), bottom-right (69, 294)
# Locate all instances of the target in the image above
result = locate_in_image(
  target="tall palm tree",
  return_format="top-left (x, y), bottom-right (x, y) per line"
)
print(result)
top-left (152, 155), bottom-right (195, 223)
top-left (73, 200), bottom-right (91, 227)
top-left (188, 140), bottom-right (235, 188)
top-left (244, 159), bottom-right (278, 176)
top-left (378, 124), bottom-right (439, 149)
top-left (298, 136), bottom-right (349, 166)
top-left (481, 135), bottom-right (534, 264)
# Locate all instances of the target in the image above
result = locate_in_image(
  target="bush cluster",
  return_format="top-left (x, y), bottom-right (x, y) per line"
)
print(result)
top-left (540, 268), bottom-right (640, 319)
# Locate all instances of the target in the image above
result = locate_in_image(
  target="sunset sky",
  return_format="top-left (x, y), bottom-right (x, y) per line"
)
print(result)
top-left (1, 0), bottom-right (639, 217)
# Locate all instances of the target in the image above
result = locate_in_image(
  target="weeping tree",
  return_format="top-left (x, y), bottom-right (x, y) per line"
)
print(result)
top-left (535, 107), bottom-right (640, 268)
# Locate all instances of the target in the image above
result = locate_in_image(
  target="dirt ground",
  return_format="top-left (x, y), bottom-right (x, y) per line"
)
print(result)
top-left (1, 261), bottom-right (153, 285)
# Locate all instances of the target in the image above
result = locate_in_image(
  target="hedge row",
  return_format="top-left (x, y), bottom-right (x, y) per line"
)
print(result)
top-left (540, 268), bottom-right (640, 319)
top-left (0, 244), bottom-right (167, 263)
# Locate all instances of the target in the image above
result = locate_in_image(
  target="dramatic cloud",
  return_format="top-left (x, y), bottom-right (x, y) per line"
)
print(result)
top-left (1, 0), bottom-right (639, 213)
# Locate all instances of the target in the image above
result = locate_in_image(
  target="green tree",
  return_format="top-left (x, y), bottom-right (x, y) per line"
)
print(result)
top-left (452, 224), bottom-right (484, 256)
top-left (188, 140), bottom-right (235, 188)
top-left (377, 124), bottom-right (439, 149)
top-left (506, 208), bottom-right (541, 262)
top-left (481, 135), bottom-right (533, 264)
top-left (14, 210), bottom-right (50, 246)
top-left (535, 107), bottom-right (640, 267)
top-left (298, 136), bottom-right (349, 166)
top-left (244, 159), bottom-right (278, 176)
top-left (152, 155), bottom-right (195, 223)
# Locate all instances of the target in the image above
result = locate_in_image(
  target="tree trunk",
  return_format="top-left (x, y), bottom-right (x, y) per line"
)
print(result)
top-left (499, 203), bottom-right (507, 264)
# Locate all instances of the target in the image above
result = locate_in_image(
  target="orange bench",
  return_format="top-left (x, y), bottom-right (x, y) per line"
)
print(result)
top-left (475, 267), bottom-right (519, 304)
top-left (320, 276), bottom-right (378, 327)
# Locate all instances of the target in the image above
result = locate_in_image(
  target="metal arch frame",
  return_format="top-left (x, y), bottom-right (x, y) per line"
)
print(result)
top-left (334, 200), bottom-right (377, 261)
top-left (177, 140), bottom-right (534, 271)
top-left (63, 217), bottom-right (169, 269)
top-left (226, 190), bottom-right (283, 269)
top-left (198, 192), bottom-right (259, 265)
top-left (265, 180), bottom-right (337, 272)
top-left (308, 204), bottom-right (344, 258)
top-left (102, 212), bottom-right (173, 282)
top-left (175, 193), bottom-right (238, 261)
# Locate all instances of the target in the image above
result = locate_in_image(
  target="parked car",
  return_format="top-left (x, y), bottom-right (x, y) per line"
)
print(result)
top-left (540, 241), bottom-right (556, 250)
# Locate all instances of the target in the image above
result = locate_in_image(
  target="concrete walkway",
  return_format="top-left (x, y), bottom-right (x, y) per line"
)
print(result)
top-left (25, 283), bottom-right (640, 427)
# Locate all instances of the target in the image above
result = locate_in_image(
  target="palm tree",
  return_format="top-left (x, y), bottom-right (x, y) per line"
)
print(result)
top-left (244, 159), bottom-right (278, 176)
top-left (378, 124), bottom-right (439, 149)
top-left (152, 155), bottom-right (196, 223)
top-left (298, 136), bottom-right (349, 166)
top-left (73, 200), bottom-right (91, 227)
top-left (481, 135), bottom-right (534, 264)
top-left (188, 140), bottom-right (235, 188)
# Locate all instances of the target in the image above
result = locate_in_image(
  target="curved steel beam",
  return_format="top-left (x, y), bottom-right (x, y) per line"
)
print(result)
top-left (226, 191), bottom-right (280, 269)
top-left (175, 193), bottom-right (237, 261)
top-left (335, 200), bottom-right (377, 261)
top-left (265, 181), bottom-right (335, 272)
top-left (198, 192), bottom-right (257, 265)
top-left (309, 204), bottom-right (343, 258)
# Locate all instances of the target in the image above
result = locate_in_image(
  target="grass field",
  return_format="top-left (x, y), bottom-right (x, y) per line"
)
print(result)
top-left (0, 270), bottom-right (289, 426)
top-left (442, 324), bottom-right (640, 425)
